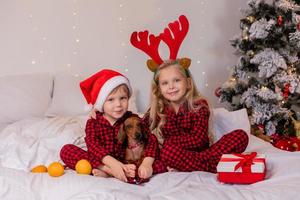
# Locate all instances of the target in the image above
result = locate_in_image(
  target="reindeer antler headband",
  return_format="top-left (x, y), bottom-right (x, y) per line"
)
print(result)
top-left (130, 15), bottom-right (191, 72)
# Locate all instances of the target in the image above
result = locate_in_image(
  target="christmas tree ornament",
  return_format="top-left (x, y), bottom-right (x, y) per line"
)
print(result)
top-left (278, 15), bottom-right (283, 26)
top-left (287, 65), bottom-right (296, 74)
top-left (242, 35), bottom-right (249, 41)
top-left (283, 83), bottom-right (290, 99)
top-left (246, 50), bottom-right (255, 57)
top-left (246, 16), bottom-right (255, 23)
top-left (290, 115), bottom-right (300, 139)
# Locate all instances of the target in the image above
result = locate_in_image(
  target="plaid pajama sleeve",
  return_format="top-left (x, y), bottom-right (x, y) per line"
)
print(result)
top-left (143, 133), bottom-right (158, 158)
top-left (169, 106), bottom-right (210, 150)
top-left (85, 118), bottom-right (109, 161)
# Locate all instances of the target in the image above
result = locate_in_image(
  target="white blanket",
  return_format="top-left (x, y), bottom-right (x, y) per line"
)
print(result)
top-left (1, 118), bottom-right (300, 200)
top-left (0, 117), bottom-right (86, 170)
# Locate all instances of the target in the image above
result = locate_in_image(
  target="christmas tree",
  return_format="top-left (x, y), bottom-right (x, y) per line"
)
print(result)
top-left (218, 0), bottom-right (300, 137)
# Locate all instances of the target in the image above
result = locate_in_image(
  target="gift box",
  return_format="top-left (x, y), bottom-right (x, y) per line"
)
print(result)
top-left (217, 152), bottom-right (266, 184)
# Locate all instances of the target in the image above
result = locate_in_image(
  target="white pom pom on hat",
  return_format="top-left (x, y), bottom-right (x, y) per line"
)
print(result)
top-left (80, 69), bottom-right (132, 112)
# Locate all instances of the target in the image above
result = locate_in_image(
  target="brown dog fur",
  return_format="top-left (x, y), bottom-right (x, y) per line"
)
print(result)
top-left (118, 115), bottom-right (148, 166)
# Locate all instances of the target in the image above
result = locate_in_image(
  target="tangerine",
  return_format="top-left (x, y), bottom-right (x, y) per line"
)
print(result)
top-left (75, 159), bottom-right (92, 175)
top-left (47, 162), bottom-right (64, 177)
top-left (31, 165), bottom-right (48, 173)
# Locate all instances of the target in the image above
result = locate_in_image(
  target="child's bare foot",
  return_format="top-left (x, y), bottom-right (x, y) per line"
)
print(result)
top-left (92, 164), bottom-right (112, 177)
top-left (167, 166), bottom-right (179, 172)
top-left (92, 169), bottom-right (110, 177)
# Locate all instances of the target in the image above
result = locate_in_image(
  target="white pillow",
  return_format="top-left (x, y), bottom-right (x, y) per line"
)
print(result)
top-left (211, 108), bottom-right (250, 143)
top-left (45, 73), bottom-right (138, 117)
top-left (0, 73), bottom-right (53, 125)
top-left (45, 74), bottom-right (87, 117)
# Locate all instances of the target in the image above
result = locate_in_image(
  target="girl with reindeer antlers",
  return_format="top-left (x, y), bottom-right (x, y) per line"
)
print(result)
top-left (131, 15), bottom-right (249, 173)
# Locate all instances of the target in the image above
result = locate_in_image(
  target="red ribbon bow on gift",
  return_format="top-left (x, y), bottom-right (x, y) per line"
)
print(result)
top-left (233, 152), bottom-right (257, 172)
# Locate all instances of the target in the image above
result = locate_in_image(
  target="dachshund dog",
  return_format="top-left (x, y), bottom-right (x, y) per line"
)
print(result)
top-left (118, 114), bottom-right (148, 166)
top-left (118, 114), bottom-right (149, 184)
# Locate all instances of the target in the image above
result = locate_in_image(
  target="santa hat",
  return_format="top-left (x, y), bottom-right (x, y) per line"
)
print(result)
top-left (80, 69), bottom-right (132, 112)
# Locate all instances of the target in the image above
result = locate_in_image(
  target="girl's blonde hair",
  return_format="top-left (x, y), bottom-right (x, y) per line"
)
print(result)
top-left (148, 59), bottom-right (210, 136)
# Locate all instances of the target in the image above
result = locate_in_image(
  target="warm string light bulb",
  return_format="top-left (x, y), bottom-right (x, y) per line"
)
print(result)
top-left (261, 86), bottom-right (268, 91)
top-left (69, 1), bottom-right (80, 74)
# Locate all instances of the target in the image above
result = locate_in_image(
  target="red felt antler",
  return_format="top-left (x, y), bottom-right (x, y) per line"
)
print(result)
top-left (130, 31), bottom-right (163, 65)
top-left (159, 15), bottom-right (189, 60)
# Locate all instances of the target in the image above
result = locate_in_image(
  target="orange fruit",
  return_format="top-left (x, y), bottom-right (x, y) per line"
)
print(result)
top-left (31, 165), bottom-right (48, 173)
top-left (75, 159), bottom-right (92, 175)
top-left (47, 162), bottom-right (64, 177)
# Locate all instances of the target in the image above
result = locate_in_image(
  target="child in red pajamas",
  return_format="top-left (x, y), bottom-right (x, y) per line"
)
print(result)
top-left (144, 60), bottom-right (248, 173)
top-left (130, 15), bottom-right (249, 173)
top-left (60, 69), bottom-right (165, 182)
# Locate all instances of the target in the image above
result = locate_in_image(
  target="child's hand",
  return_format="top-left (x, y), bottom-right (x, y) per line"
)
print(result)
top-left (138, 157), bottom-right (154, 179)
top-left (103, 156), bottom-right (128, 182)
top-left (138, 163), bottom-right (153, 179)
top-left (167, 166), bottom-right (179, 172)
top-left (123, 164), bottom-right (136, 178)
top-left (109, 161), bottom-right (128, 182)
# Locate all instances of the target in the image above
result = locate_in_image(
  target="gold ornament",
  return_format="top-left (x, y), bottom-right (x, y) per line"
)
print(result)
top-left (287, 65), bottom-right (296, 75)
top-left (291, 115), bottom-right (300, 139)
top-left (246, 16), bottom-right (255, 23)
top-left (246, 50), bottom-right (255, 57)
top-left (242, 35), bottom-right (249, 41)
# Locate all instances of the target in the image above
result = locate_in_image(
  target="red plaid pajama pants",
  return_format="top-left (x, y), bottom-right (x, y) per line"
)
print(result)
top-left (160, 129), bottom-right (248, 173)
top-left (60, 144), bottom-right (102, 169)
top-left (60, 144), bottom-right (167, 174)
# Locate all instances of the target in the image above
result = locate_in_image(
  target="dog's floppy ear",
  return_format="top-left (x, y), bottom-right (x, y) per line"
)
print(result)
top-left (118, 123), bottom-right (127, 145)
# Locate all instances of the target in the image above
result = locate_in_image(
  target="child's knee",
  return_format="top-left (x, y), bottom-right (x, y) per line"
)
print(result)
top-left (59, 144), bottom-right (74, 158)
top-left (235, 129), bottom-right (249, 144)
top-left (227, 129), bottom-right (248, 140)
top-left (231, 129), bottom-right (249, 151)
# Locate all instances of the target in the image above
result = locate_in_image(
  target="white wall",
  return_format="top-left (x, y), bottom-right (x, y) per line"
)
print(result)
top-left (0, 0), bottom-right (246, 112)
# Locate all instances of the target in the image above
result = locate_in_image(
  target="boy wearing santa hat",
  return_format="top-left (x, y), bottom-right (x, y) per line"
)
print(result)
top-left (60, 69), bottom-right (166, 182)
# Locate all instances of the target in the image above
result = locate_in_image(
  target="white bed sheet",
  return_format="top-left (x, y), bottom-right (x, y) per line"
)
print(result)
top-left (0, 117), bottom-right (300, 200)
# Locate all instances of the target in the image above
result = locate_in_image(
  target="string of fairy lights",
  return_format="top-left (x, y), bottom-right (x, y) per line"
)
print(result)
top-left (24, 1), bottom-right (209, 86)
